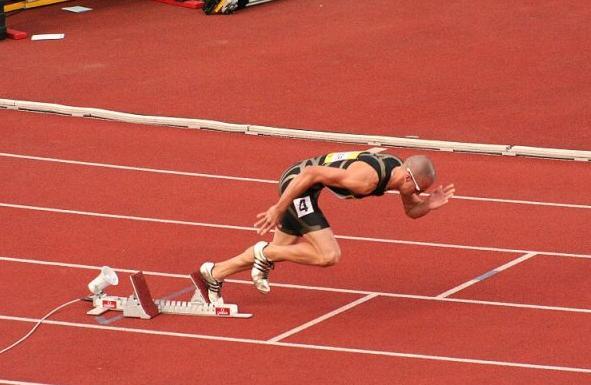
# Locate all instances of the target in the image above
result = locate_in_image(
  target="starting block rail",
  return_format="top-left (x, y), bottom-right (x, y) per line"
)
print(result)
top-left (87, 271), bottom-right (252, 319)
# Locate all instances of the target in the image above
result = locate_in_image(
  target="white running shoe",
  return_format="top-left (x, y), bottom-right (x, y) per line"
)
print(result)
top-left (199, 262), bottom-right (224, 304)
top-left (251, 241), bottom-right (274, 294)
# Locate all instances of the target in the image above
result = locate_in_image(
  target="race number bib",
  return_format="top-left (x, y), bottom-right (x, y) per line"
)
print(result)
top-left (323, 151), bottom-right (362, 165)
top-left (293, 196), bottom-right (314, 218)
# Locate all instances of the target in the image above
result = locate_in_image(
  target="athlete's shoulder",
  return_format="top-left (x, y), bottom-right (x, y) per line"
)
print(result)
top-left (360, 152), bottom-right (403, 165)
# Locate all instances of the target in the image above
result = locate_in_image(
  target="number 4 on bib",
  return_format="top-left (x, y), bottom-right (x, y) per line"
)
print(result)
top-left (294, 196), bottom-right (314, 218)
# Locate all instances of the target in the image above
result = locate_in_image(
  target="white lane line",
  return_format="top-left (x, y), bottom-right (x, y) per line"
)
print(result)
top-left (2, 255), bottom-right (591, 315)
top-left (335, 233), bottom-right (584, 258)
top-left (0, 202), bottom-right (255, 232)
top-left (1, 151), bottom-right (589, 210)
top-left (387, 190), bottom-right (591, 210)
top-left (1, 202), bottom-right (590, 259)
top-left (0, 380), bottom-right (58, 385)
top-left (439, 194), bottom-right (591, 209)
top-left (0, 152), bottom-right (277, 184)
top-left (1, 315), bottom-right (590, 374)
top-left (0, 152), bottom-right (275, 184)
top-left (275, 341), bottom-right (591, 374)
top-left (267, 293), bottom-right (379, 343)
top-left (437, 253), bottom-right (538, 298)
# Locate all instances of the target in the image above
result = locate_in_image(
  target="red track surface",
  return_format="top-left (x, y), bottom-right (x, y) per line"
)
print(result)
top-left (2, 0), bottom-right (591, 149)
top-left (0, 111), bottom-right (590, 384)
top-left (2, 1), bottom-right (591, 382)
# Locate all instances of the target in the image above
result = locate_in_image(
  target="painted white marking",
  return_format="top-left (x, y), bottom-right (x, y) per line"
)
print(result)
top-left (1, 202), bottom-right (589, 259)
top-left (0, 380), bottom-right (58, 385)
top-left (437, 253), bottom-right (538, 298)
top-left (334, 233), bottom-right (589, 259)
top-left (275, 341), bottom-right (591, 374)
top-left (268, 293), bottom-right (379, 342)
top-left (0, 152), bottom-right (275, 184)
top-left (386, 190), bottom-right (591, 210)
top-left (0, 202), bottom-right (254, 232)
top-left (2, 255), bottom-right (591, 315)
top-left (0, 315), bottom-right (590, 374)
top-left (1, 152), bottom-right (589, 209)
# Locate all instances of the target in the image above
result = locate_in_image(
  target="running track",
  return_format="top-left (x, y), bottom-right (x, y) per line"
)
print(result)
top-left (0, 111), bottom-right (590, 384)
top-left (2, 0), bottom-right (591, 149)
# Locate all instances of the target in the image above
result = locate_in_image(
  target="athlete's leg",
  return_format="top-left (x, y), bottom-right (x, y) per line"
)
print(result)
top-left (199, 229), bottom-right (297, 302)
top-left (249, 227), bottom-right (341, 293)
top-left (211, 229), bottom-right (298, 281)
top-left (262, 228), bottom-right (341, 267)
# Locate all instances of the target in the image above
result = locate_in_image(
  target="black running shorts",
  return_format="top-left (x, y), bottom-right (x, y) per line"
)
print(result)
top-left (277, 162), bottom-right (330, 236)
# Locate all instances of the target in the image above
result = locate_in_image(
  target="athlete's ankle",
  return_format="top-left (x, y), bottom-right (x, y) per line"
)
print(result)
top-left (210, 265), bottom-right (226, 282)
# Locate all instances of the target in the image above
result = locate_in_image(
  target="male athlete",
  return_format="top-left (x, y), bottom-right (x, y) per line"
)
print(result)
top-left (199, 150), bottom-right (455, 303)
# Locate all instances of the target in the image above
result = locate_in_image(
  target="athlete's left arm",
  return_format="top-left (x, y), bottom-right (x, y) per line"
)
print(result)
top-left (254, 163), bottom-right (378, 235)
top-left (401, 184), bottom-right (455, 219)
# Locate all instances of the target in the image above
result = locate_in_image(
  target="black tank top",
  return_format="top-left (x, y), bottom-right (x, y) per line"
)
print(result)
top-left (312, 151), bottom-right (402, 199)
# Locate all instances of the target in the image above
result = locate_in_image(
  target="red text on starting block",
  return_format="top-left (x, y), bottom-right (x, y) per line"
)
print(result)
top-left (215, 307), bottom-right (231, 316)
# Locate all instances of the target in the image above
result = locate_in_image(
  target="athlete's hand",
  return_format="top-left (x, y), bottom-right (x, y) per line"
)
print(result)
top-left (427, 184), bottom-right (455, 210)
top-left (255, 204), bottom-right (283, 235)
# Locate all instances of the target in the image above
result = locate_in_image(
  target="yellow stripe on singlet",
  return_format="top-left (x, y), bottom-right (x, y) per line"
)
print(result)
top-left (323, 151), bottom-right (362, 165)
top-left (214, 0), bottom-right (225, 12)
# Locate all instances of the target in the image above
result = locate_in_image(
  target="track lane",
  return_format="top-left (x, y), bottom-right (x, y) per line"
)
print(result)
top-left (1, 110), bottom-right (590, 206)
top-left (280, 296), bottom-right (591, 370)
top-left (0, 207), bottom-right (519, 297)
top-left (1, 318), bottom-right (588, 385)
top-left (0, 261), bottom-right (362, 341)
top-left (0, 157), bottom-right (589, 254)
top-left (451, 254), bottom-right (591, 309)
top-left (1, 262), bottom-right (590, 381)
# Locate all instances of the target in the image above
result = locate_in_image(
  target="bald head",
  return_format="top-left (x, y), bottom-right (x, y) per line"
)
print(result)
top-left (403, 155), bottom-right (436, 191)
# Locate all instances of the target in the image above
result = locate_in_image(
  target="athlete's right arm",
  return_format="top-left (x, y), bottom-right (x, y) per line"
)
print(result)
top-left (254, 164), bottom-right (375, 235)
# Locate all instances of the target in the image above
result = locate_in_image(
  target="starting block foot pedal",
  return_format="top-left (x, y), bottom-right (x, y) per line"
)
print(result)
top-left (189, 271), bottom-right (209, 304)
top-left (125, 272), bottom-right (160, 319)
top-left (85, 271), bottom-right (160, 319)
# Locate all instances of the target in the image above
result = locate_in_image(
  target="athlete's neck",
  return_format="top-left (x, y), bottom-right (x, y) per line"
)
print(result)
top-left (387, 167), bottom-right (405, 191)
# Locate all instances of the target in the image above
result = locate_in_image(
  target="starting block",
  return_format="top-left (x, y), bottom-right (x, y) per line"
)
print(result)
top-left (87, 271), bottom-right (252, 319)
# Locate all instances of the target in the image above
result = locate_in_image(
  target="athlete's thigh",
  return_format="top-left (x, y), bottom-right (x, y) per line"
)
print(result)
top-left (271, 229), bottom-right (299, 246)
top-left (302, 227), bottom-right (341, 256)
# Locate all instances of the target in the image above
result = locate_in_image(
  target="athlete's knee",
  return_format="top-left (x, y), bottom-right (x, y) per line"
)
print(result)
top-left (317, 248), bottom-right (341, 267)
